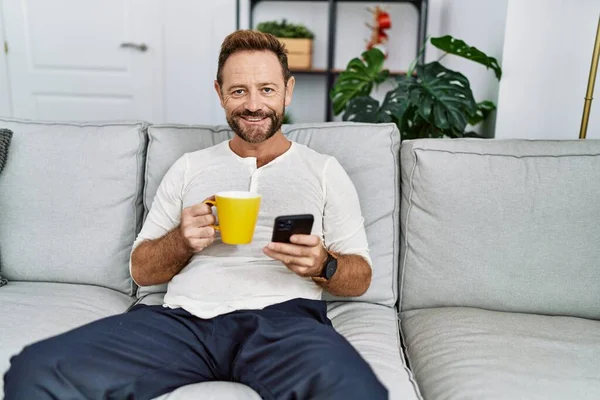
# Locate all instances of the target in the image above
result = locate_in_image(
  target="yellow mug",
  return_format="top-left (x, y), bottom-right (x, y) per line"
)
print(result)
top-left (203, 191), bottom-right (262, 245)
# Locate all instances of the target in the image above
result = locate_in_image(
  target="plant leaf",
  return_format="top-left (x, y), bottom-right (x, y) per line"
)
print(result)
top-left (379, 76), bottom-right (413, 123)
top-left (330, 48), bottom-right (389, 115)
top-left (342, 77), bottom-right (413, 125)
top-left (468, 100), bottom-right (497, 125)
top-left (342, 96), bottom-right (382, 123)
top-left (431, 35), bottom-right (502, 80)
top-left (410, 62), bottom-right (477, 135)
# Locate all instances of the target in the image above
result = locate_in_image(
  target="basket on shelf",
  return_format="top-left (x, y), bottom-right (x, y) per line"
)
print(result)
top-left (256, 19), bottom-right (315, 70)
top-left (278, 38), bottom-right (313, 70)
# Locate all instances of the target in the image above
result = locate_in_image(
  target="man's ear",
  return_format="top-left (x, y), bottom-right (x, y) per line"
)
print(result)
top-left (214, 80), bottom-right (225, 108)
top-left (284, 76), bottom-right (295, 107)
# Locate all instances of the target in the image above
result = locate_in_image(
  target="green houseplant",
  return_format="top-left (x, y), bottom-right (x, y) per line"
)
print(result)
top-left (330, 36), bottom-right (502, 140)
top-left (256, 19), bottom-right (315, 39)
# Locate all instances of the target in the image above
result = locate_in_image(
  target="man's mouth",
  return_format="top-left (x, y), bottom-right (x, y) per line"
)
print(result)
top-left (240, 115), bottom-right (268, 124)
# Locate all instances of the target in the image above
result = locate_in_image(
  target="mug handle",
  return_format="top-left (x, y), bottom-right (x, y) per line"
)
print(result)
top-left (202, 199), bottom-right (220, 232)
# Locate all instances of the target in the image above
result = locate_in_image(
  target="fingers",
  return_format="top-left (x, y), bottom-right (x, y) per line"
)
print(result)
top-left (265, 241), bottom-right (311, 257)
top-left (263, 246), bottom-right (311, 266)
top-left (182, 226), bottom-right (215, 239)
top-left (180, 225), bottom-right (216, 253)
top-left (289, 234), bottom-right (321, 247)
top-left (263, 241), bottom-right (325, 278)
top-left (182, 209), bottom-right (216, 228)
top-left (263, 234), bottom-right (328, 278)
top-left (263, 246), bottom-right (314, 272)
top-left (184, 202), bottom-right (213, 217)
top-left (179, 196), bottom-right (218, 253)
top-left (187, 236), bottom-right (215, 252)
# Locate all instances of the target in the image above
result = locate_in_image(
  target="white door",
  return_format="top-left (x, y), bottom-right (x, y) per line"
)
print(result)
top-left (2, 0), bottom-right (164, 122)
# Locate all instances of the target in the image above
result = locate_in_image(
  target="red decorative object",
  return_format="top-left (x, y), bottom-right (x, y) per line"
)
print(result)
top-left (366, 6), bottom-right (392, 58)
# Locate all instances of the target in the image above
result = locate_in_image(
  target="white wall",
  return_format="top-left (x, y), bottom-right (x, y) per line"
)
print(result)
top-left (164, 0), bottom-right (236, 124)
top-left (495, 0), bottom-right (600, 140)
top-left (427, 0), bottom-right (508, 137)
top-left (0, 6), bottom-right (12, 118)
top-left (162, 0), bottom-right (236, 125)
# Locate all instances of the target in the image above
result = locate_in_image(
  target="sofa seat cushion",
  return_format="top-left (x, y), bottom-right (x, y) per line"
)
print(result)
top-left (328, 302), bottom-right (421, 399)
top-left (0, 281), bottom-right (135, 395)
top-left (152, 382), bottom-right (260, 400)
top-left (140, 294), bottom-right (421, 400)
top-left (401, 307), bottom-right (600, 400)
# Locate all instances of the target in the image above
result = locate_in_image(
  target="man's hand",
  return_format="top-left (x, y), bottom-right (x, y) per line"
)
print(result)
top-left (263, 234), bottom-right (328, 277)
top-left (180, 197), bottom-right (216, 252)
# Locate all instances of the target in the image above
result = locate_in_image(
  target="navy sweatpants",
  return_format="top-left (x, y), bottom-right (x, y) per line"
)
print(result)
top-left (4, 298), bottom-right (387, 399)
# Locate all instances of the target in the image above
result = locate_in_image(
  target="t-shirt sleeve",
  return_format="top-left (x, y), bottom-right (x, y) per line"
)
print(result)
top-left (131, 154), bottom-right (187, 252)
top-left (322, 157), bottom-right (372, 266)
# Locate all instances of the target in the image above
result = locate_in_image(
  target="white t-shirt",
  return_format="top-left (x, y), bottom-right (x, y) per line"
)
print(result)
top-left (131, 140), bottom-right (371, 319)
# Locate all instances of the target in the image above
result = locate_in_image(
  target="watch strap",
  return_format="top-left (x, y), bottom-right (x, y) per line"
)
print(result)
top-left (320, 249), bottom-right (338, 279)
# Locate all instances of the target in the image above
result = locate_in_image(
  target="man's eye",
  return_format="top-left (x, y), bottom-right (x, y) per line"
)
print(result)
top-left (263, 88), bottom-right (273, 93)
top-left (233, 89), bottom-right (245, 95)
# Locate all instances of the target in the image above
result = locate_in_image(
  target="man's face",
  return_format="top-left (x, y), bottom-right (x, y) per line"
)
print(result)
top-left (215, 50), bottom-right (294, 144)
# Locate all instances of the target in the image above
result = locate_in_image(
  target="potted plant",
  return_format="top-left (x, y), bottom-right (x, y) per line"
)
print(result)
top-left (330, 36), bottom-right (503, 140)
top-left (283, 112), bottom-right (293, 125)
top-left (257, 19), bottom-right (315, 70)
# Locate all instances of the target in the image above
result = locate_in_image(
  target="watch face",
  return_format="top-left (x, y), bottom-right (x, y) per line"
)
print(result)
top-left (325, 260), bottom-right (337, 279)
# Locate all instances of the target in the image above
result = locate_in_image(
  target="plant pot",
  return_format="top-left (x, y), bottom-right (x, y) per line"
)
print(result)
top-left (278, 38), bottom-right (313, 70)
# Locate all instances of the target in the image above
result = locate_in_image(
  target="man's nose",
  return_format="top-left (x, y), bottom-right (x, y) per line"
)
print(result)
top-left (244, 91), bottom-right (262, 112)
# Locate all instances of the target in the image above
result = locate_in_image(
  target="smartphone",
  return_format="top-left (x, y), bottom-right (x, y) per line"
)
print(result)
top-left (271, 214), bottom-right (314, 243)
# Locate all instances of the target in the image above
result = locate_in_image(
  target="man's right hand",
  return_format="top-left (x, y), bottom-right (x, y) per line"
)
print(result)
top-left (179, 199), bottom-right (216, 252)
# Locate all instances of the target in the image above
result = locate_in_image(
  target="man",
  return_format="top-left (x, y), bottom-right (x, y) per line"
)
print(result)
top-left (4, 30), bottom-right (387, 400)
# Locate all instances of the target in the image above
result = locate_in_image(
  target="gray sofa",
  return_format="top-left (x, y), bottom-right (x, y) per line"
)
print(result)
top-left (0, 117), bottom-right (598, 400)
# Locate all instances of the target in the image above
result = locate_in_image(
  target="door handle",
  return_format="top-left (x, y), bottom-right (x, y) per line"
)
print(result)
top-left (120, 42), bottom-right (148, 52)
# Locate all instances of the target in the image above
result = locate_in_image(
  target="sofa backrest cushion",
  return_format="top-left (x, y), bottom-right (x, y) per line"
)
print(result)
top-left (139, 122), bottom-right (400, 307)
top-left (399, 138), bottom-right (600, 319)
top-left (0, 119), bottom-right (147, 294)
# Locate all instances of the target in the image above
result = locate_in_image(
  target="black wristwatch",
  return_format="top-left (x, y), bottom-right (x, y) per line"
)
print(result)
top-left (320, 252), bottom-right (338, 280)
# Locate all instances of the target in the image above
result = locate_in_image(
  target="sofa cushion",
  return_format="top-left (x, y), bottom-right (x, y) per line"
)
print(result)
top-left (139, 122), bottom-right (400, 307)
top-left (401, 307), bottom-right (600, 400)
top-left (152, 382), bottom-right (260, 400)
top-left (140, 294), bottom-right (421, 400)
top-left (0, 119), bottom-right (147, 294)
top-left (400, 138), bottom-right (600, 319)
top-left (0, 281), bottom-right (135, 395)
top-left (328, 302), bottom-right (421, 399)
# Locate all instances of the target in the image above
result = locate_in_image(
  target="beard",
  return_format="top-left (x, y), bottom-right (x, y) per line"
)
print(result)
top-left (227, 106), bottom-right (284, 144)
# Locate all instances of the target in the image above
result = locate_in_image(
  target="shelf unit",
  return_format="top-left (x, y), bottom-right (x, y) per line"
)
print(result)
top-left (236, 0), bottom-right (428, 122)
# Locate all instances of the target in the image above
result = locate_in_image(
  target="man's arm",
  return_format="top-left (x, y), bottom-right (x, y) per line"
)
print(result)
top-left (131, 228), bottom-right (193, 286)
top-left (312, 254), bottom-right (371, 297)
top-left (263, 235), bottom-right (372, 297)
top-left (131, 202), bottom-right (216, 286)
top-left (263, 156), bottom-right (373, 297)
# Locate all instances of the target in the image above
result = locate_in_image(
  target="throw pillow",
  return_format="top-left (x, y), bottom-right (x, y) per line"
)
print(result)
top-left (0, 128), bottom-right (13, 287)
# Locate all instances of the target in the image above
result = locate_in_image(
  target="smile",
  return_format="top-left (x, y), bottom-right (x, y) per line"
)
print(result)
top-left (240, 116), bottom-right (267, 123)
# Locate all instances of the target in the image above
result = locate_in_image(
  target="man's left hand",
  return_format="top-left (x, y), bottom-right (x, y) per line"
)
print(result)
top-left (263, 235), bottom-right (328, 278)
